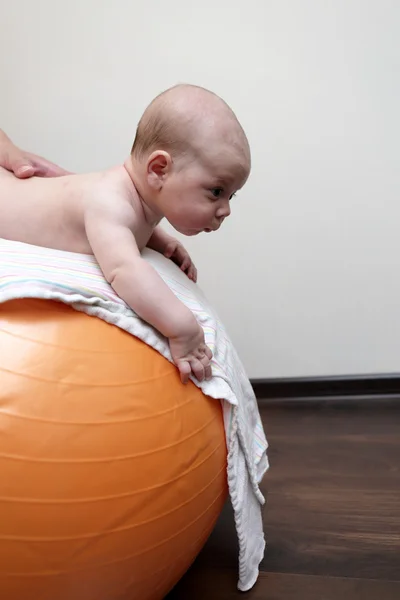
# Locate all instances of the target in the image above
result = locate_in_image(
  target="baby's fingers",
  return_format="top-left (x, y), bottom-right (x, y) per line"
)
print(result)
top-left (190, 358), bottom-right (205, 382)
top-left (164, 242), bottom-right (177, 259)
top-left (176, 360), bottom-right (191, 384)
top-left (204, 363), bottom-right (212, 381)
top-left (204, 345), bottom-right (213, 361)
top-left (187, 263), bottom-right (197, 282)
top-left (180, 256), bottom-right (191, 273)
top-left (199, 351), bottom-right (212, 381)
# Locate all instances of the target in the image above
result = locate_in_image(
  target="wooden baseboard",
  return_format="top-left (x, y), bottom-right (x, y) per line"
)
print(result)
top-left (251, 373), bottom-right (400, 400)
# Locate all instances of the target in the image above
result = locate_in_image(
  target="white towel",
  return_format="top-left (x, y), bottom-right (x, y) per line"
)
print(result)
top-left (0, 238), bottom-right (269, 591)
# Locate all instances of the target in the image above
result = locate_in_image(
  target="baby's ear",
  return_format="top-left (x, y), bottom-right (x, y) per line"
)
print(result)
top-left (147, 151), bottom-right (172, 189)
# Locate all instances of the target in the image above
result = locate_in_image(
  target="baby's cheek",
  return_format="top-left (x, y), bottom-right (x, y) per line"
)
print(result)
top-left (181, 210), bottom-right (200, 227)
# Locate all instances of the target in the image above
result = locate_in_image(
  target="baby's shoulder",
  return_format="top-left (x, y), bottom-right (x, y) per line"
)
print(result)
top-left (83, 170), bottom-right (139, 227)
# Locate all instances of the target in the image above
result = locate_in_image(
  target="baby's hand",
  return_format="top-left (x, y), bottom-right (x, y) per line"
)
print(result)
top-left (169, 323), bottom-right (213, 384)
top-left (164, 239), bottom-right (197, 283)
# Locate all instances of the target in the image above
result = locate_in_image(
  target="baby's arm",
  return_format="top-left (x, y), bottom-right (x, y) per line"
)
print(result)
top-left (85, 203), bottom-right (211, 383)
top-left (147, 226), bottom-right (197, 282)
top-left (147, 226), bottom-right (175, 253)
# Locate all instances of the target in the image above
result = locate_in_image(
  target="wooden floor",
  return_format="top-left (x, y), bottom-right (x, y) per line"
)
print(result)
top-left (167, 399), bottom-right (400, 599)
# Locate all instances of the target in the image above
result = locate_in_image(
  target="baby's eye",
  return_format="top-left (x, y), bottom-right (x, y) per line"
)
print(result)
top-left (211, 188), bottom-right (224, 198)
top-left (229, 192), bottom-right (236, 200)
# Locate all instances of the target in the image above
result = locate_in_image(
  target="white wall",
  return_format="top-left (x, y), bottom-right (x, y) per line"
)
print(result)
top-left (1, 0), bottom-right (399, 378)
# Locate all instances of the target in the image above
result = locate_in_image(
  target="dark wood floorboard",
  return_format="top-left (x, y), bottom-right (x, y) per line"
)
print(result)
top-left (167, 401), bottom-right (400, 599)
top-left (167, 569), bottom-right (400, 599)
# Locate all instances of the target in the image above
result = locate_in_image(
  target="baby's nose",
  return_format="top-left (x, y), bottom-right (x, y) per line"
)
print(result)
top-left (216, 201), bottom-right (231, 219)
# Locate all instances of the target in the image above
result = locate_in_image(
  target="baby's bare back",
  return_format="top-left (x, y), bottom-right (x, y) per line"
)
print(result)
top-left (0, 166), bottom-right (150, 254)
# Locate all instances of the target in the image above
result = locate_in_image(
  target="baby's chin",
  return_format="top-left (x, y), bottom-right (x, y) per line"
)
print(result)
top-left (174, 226), bottom-right (204, 236)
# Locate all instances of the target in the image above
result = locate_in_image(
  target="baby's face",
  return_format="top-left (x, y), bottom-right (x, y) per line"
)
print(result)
top-left (159, 144), bottom-right (250, 236)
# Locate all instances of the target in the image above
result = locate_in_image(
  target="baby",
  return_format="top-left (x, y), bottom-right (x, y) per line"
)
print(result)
top-left (0, 84), bottom-right (251, 383)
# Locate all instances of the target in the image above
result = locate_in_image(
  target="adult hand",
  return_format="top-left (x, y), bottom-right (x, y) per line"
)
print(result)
top-left (0, 129), bottom-right (70, 178)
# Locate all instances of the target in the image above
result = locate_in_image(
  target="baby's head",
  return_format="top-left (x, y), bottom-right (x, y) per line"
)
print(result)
top-left (129, 84), bottom-right (251, 235)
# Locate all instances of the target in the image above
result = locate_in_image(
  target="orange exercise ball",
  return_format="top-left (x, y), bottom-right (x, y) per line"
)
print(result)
top-left (0, 300), bottom-right (227, 600)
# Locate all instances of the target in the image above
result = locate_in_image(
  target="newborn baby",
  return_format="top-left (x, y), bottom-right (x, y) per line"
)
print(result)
top-left (0, 84), bottom-right (251, 383)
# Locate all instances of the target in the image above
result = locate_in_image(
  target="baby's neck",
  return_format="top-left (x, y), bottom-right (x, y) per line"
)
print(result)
top-left (123, 157), bottom-right (163, 227)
